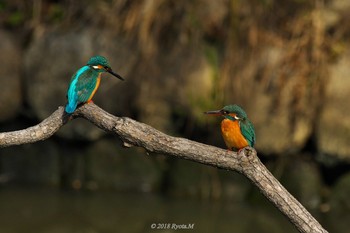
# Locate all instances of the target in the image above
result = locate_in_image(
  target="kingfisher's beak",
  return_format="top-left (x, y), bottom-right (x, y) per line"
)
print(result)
top-left (204, 109), bottom-right (224, 116)
top-left (106, 68), bottom-right (124, 81)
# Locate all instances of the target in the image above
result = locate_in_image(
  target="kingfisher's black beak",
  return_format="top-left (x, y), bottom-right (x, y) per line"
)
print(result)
top-left (106, 68), bottom-right (124, 81)
top-left (204, 109), bottom-right (224, 116)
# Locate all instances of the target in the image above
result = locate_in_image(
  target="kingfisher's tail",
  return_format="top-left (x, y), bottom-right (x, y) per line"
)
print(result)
top-left (65, 102), bottom-right (77, 114)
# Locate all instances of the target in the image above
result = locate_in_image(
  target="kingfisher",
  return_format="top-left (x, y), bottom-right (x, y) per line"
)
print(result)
top-left (205, 105), bottom-right (255, 151)
top-left (65, 55), bottom-right (124, 114)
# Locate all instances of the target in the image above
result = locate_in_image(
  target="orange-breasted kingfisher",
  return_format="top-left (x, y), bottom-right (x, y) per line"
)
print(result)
top-left (65, 55), bottom-right (124, 114)
top-left (205, 105), bottom-right (256, 151)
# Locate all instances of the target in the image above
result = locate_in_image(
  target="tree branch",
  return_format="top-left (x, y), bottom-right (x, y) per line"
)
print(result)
top-left (0, 103), bottom-right (328, 233)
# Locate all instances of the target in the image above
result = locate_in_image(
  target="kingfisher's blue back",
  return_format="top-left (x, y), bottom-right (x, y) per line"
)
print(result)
top-left (65, 66), bottom-right (100, 113)
top-left (65, 56), bottom-right (124, 114)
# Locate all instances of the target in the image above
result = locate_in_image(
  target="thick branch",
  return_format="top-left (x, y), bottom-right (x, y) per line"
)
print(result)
top-left (0, 108), bottom-right (66, 147)
top-left (0, 103), bottom-right (328, 233)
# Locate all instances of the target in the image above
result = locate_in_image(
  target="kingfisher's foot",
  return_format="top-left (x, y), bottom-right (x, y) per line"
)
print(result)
top-left (87, 100), bottom-right (94, 104)
top-left (239, 146), bottom-right (255, 157)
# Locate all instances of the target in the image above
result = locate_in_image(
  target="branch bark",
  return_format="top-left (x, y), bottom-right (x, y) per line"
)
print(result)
top-left (0, 103), bottom-right (328, 233)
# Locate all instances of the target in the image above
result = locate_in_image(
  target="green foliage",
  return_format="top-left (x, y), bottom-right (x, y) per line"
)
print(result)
top-left (0, 0), bottom-right (25, 27)
top-left (7, 11), bottom-right (23, 26)
top-left (47, 3), bottom-right (64, 23)
top-left (0, 1), bottom-right (5, 10)
top-left (204, 44), bottom-right (222, 106)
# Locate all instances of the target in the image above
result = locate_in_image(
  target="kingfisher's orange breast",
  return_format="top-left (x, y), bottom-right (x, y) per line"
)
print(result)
top-left (87, 75), bottom-right (101, 102)
top-left (221, 119), bottom-right (249, 150)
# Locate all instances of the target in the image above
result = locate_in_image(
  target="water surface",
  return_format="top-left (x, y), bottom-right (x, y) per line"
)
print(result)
top-left (0, 187), bottom-right (297, 233)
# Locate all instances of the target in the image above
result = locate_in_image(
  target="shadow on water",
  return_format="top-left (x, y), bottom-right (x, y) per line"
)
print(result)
top-left (0, 187), bottom-right (297, 233)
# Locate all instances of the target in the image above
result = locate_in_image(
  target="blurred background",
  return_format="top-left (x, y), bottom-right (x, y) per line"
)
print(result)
top-left (0, 0), bottom-right (350, 232)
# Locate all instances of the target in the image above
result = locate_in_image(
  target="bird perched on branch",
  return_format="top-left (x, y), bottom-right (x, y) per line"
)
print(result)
top-left (205, 104), bottom-right (255, 151)
top-left (65, 55), bottom-right (124, 114)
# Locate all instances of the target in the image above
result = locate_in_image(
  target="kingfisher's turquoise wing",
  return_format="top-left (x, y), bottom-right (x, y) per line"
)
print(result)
top-left (66, 68), bottom-right (85, 113)
top-left (240, 119), bottom-right (256, 147)
top-left (65, 66), bottom-right (95, 113)
top-left (75, 69), bottom-right (98, 103)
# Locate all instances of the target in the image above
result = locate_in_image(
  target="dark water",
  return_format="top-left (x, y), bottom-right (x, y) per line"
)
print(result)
top-left (0, 187), bottom-right (298, 233)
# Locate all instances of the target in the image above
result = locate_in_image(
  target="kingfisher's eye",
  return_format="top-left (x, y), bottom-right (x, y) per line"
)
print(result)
top-left (221, 110), bottom-right (229, 115)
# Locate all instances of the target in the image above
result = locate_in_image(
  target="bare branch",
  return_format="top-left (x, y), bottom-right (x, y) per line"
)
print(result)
top-left (0, 107), bottom-right (66, 147)
top-left (0, 103), bottom-right (328, 233)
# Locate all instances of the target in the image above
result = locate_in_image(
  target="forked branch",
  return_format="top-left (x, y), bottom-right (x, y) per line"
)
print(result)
top-left (0, 103), bottom-right (328, 233)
